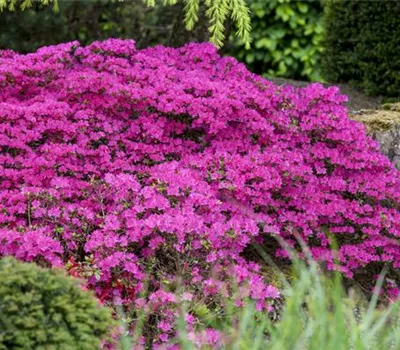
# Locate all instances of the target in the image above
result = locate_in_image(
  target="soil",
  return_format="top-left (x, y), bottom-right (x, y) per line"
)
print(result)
top-left (270, 78), bottom-right (382, 112)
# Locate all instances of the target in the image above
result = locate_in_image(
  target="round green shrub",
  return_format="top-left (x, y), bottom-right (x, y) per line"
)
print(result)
top-left (0, 257), bottom-right (114, 350)
top-left (322, 0), bottom-right (400, 97)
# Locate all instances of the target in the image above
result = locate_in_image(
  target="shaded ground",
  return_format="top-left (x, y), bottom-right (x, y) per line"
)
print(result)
top-left (271, 78), bottom-right (382, 112)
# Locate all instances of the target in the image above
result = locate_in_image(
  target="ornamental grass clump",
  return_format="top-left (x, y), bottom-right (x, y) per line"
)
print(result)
top-left (0, 257), bottom-right (113, 350)
top-left (1, 39), bottom-right (400, 345)
top-left (159, 258), bottom-right (400, 350)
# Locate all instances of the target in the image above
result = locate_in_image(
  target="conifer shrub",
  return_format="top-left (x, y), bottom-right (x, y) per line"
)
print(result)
top-left (322, 0), bottom-right (400, 97)
top-left (1, 39), bottom-right (400, 346)
top-left (0, 257), bottom-right (113, 350)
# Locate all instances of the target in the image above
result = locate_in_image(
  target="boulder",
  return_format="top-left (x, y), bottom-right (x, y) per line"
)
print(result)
top-left (352, 104), bottom-right (400, 168)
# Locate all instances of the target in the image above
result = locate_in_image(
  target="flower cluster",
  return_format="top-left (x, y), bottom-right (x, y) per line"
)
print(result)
top-left (1, 39), bottom-right (400, 346)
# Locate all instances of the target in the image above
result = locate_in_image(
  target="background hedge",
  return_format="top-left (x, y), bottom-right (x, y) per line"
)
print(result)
top-left (0, 0), bottom-right (167, 52)
top-left (322, 0), bottom-right (400, 97)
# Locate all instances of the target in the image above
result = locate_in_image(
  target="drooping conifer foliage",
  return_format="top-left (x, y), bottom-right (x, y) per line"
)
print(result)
top-left (0, 0), bottom-right (252, 49)
top-left (1, 39), bottom-right (400, 345)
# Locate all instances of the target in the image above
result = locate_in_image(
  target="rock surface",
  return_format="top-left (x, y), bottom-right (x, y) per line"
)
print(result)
top-left (352, 104), bottom-right (400, 168)
top-left (372, 125), bottom-right (400, 169)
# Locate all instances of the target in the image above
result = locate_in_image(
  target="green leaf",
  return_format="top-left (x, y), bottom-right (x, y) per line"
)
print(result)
top-left (297, 2), bottom-right (308, 14)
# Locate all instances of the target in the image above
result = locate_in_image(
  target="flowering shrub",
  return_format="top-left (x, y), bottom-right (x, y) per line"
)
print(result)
top-left (1, 39), bottom-right (400, 346)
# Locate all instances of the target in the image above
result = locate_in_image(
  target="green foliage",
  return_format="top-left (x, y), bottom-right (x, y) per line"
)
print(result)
top-left (322, 0), bottom-right (400, 97)
top-left (0, 0), bottom-right (58, 12)
top-left (225, 0), bottom-right (324, 81)
top-left (0, 1), bottom-right (162, 53)
top-left (0, 257), bottom-right (114, 350)
top-left (0, 0), bottom-right (251, 48)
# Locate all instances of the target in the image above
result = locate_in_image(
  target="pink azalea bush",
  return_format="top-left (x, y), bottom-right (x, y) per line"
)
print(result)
top-left (1, 39), bottom-right (400, 345)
